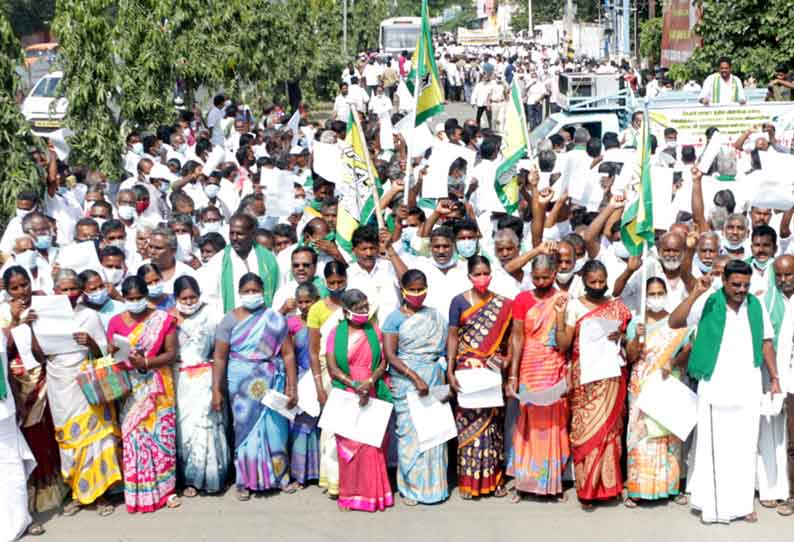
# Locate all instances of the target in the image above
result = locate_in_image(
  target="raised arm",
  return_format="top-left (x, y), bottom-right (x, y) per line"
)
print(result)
top-left (691, 167), bottom-right (708, 233)
top-left (669, 275), bottom-right (711, 329)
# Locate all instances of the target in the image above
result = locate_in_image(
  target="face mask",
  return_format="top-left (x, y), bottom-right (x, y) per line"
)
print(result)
top-left (660, 256), bottom-right (682, 271)
top-left (434, 256), bottom-right (457, 269)
top-left (665, 140), bottom-right (677, 150)
top-left (752, 258), bottom-right (770, 271)
top-left (85, 288), bottom-right (109, 306)
top-left (475, 137), bottom-right (484, 147)
top-left (103, 266), bottom-right (125, 285)
top-left (132, 142), bottom-right (144, 156)
top-left (401, 226), bottom-right (417, 245)
top-left (135, 201), bottom-right (150, 214)
top-left (402, 289), bottom-right (427, 308)
top-left (256, 215), bottom-right (269, 229)
top-left (556, 269), bottom-right (574, 284)
top-left (469, 274), bottom-right (492, 293)
top-left (147, 281), bottom-right (164, 298)
top-left (178, 143), bottom-right (188, 154)
top-left (118, 205), bottom-right (136, 221)
top-left (126, 299), bottom-right (148, 314)
top-left (158, 181), bottom-right (169, 194)
top-left (612, 241), bottom-right (630, 260)
top-left (711, 277), bottom-right (723, 291)
top-left (646, 295), bottom-right (667, 312)
top-left (35, 234), bottom-right (52, 251)
top-left (694, 253), bottom-right (712, 274)
top-left (346, 310), bottom-right (369, 325)
top-left (240, 293), bottom-right (264, 310)
top-left (204, 184), bottom-right (220, 199)
top-left (328, 286), bottom-right (346, 299)
top-left (15, 249), bottom-right (38, 269)
top-left (107, 239), bottom-right (126, 250)
top-left (177, 301), bottom-right (201, 316)
top-left (182, 128), bottom-right (190, 139)
top-left (585, 285), bottom-right (608, 300)
top-left (572, 257), bottom-right (585, 273)
top-left (456, 239), bottom-right (478, 259)
top-left (201, 221), bottom-right (222, 234)
top-left (57, 185), bottom-right (69, 196)
top-left (722, 233), bottom-right (744, 251)
top-left (293, 198), bottom-right (306, 215)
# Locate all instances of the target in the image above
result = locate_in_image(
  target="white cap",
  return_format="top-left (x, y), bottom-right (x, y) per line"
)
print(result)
top-left (150, 163), bottom-right (177, 182)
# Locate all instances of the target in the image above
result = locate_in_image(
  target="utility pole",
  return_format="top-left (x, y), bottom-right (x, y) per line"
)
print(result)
top-left (622, 0), bottom-right (630, 57)
top-left (343, 0), bottom-right (348, 59)
top-left (528, 0), bottom-right (533, 37)
top-left (649, 0), bottom-right (656, 19)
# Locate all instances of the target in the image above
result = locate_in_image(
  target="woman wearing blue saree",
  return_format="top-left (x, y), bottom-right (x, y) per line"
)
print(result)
top-left (211, 273), bottom-right (298, 501)
top-left (383, 270), bottom-right (449, 505)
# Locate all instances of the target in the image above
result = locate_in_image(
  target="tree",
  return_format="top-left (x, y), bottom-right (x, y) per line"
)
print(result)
top-left (5, 0), bottom-right (56, 37)
top-left (639, 17), bottom-right (662, 68)
top-left (0, 12), bottom-right (42, 223)
top-left (53, 0), bottom-right (122, 177)
top-left (683, 0), bottom-right (794, 84)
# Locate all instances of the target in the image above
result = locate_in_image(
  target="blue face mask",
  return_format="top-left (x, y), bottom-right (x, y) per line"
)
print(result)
top-left (126, 299), bottom-right (148, 314)
top-left (752, 258), bottom-right (770, 271)
top-left (240, 293), bottom-right (264, 310)
top-left (257, 215), bottom-right (269, 229)
top-left (694, 253), bottom-right (712, 274)
top-left (456, 239), bottom-right (478, 259)
top-left (85, 288), bottom-right (109, 306)
top-left (35, 234), bottom-right (52, 250)
top-left (147, 282), bottom-right (165, 298)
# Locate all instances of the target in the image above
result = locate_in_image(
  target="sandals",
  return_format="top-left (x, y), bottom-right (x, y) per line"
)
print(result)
top-left (283, 481), bottom-right (302, 494)
top-left (237, 488), bottom-right (252, 502)
top-left (673, 494), bottom-right (689, 506)
top-left (511, 492), bottom-right (524, 504)
top-left (166, 494), bottom-right (181, 509)
top-left (460, 492), bottom-right (473, 501)
top-left (183, 486), bottom-right (199, 498)
top-left (623, 498), bottom-right (638, 509)
top-left (743, 511), bottom-right (758, 523)
top-left (62, 500), bottom-right (81, 517)
top-left (27, 523), bottom-right (45, 536)
top-left (97, 502), bottom-right (115, 517)
top-left (777, 501), bottom-right (794, 516)
top-left (493, 486), bottom-right (508, 498)
top-left (403, 498), bottom-right (418, 507)
top-left (760, 499), bottom-right (778, 509)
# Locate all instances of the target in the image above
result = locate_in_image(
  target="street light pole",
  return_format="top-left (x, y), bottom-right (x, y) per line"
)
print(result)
top-left (343, 0), bottom-right (348, 59)
top-left (528, 0), bottom-right (533, 37)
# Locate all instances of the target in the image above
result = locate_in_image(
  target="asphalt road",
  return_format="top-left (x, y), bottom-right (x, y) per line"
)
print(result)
top-left (28, 483), bottom-right (794, 542)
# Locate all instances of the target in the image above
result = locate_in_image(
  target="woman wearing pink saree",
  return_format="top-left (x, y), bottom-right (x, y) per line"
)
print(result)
top-left (326, 289), bottom-right (393, 512)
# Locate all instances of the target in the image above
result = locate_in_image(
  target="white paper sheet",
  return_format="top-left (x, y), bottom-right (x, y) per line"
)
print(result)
top-left (650, 166), bottom-right (676, 229)
top-left (379, 115), bottom-right (395, 151)
top-left (176, 233), bottom-right (194, 263)
top-left (760, 392), bottom-right (785, 417)
top-left (10, 325), bottom-right (39, 370)
top-left (407, 391), bottom-right (458, 452)
top-left (318, 388), bottom-right (393, 448)
top-left (112, 334), bottom-right (132, 364)
top-left (396, 117), bottom-right (434, 159)
top-left (423, 142), bottom-right (471, 199)
top-left (697, 132), bottom-right (724, 173)
top-left (312, 142), bottom-right (344, 184)
top-left (637, 372), bottom-right (698, 441)
top-left (261, 389), bottom-right (299, 421)
top-left (395, 80), bottom-right (414, 112)
top-left (429, 384), bottom-right (450, 402)
top-left (55, 242), bottom-right (101, 274)
top-left (264, 169), bottom-right (297, 217)
top-left (456, 368), bottom-right (504, 409)
top-left (297, 371), bottom-right (321, 418)
top-left (30, 296), bottom-right (81, 355)
top-left (578, 318), bottom-right (622, 385)
top-left (518, 378), bottom-right (567, 406)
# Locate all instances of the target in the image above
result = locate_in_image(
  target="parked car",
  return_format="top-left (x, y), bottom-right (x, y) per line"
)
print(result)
top-left (21, 71), bottom-right (67, 135)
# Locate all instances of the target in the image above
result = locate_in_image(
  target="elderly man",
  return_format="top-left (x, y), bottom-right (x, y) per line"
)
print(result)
top-left (136, 227), bottom-right (197, 295)
top-left (699, 56), bottom-right (747, 105)
top-left (671, 260), bottom-right (780, 524)
top-left (0, 235), bottom-right (54, 293)
top-left (202, 213), bottom-right (280, 314)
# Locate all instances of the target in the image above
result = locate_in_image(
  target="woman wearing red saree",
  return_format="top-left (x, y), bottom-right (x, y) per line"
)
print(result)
top-left (326, 289), bottom-right (393, 512)
top-left (448, 256), bottom-right (513, 500)
top-left (556, 260), bottom-right (631, 509)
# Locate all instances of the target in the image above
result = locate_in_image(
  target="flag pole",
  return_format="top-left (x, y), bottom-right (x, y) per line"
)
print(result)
top-left (638, 239), bottom-right (648, 344)
top-left (353, 111), bottom-right (385, 230)
top-left (403, 43), bottom-right (421, 206)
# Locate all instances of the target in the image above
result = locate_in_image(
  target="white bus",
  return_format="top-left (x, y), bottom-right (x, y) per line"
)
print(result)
top-left (379, 17), bottom-right (422, 55)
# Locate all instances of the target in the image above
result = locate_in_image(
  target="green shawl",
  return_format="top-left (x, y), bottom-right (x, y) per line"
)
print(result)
top-left (762, 264), bottom-right (786, 349)
top-left (221, 244), bottom-right (279, 313)
top-left (0, 361), bottom-right (6, 400)
top-left (332, 320), bottom-right (392, 402)
top-left (688, 288), bottom-right (764, 381)
top-left (713, 74), bottom-right (739, 103)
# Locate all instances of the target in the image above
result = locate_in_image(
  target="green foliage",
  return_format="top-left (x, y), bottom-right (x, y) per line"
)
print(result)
top-left (5, 0), bottom-right (56, 37)
top-left (683, 0), bottom-right (794, 84)
top-left (0, 12), bottom-right (42, 223)
top-left (639, 17), bottom-right (662, 67)
top-left (53, 0), bottom-right (122, 178)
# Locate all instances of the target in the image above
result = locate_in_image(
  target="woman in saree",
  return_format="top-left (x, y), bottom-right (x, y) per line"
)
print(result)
top-left (507, 254), bottom-right (570, 503)
top-left (171, 276), bottom-right (230, 497)
top-left (48, 269), bottom-right (122, 517)
top-left (137, 264), bottom-right (174, 312)
top-left (286, 281), bottom-right (321, 490)
top-left (1, 266), bottom-right (67, 535)
top-left (307, 260), bottom-right (347, 498)
top-left (78, 269), bottom-right (125, 330)
top-left (326, 289), bottom-right (394, 512)
top-left (447, 255), bottom-right (513, 500)
top-left (555, 259), bottom-right (631, 509)
top-left (383, 270), bottom-right (449, 506)
top-left (106, 275), bottom-right (180, 513)
top-left (211, 273), bottom-right (298, 501)
top-left (624, 278), bottom-right (691, 507)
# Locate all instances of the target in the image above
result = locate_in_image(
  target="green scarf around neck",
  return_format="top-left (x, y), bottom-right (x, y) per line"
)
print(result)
top-left (761, 262), bottom-right (786, 348)
top-left (0, 360), bottom-right (6, 400)
top-left (688, 288), bottom-right (764, 381)
top-left (715, 174), bottom-right (736, 181)
top-left (221, 243), bottom-right (279, 313)
top-left (332, 320), bottom-right (392, 402)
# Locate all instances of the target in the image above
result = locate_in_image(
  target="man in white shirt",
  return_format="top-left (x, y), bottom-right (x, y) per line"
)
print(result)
top-left (471, 75), bottom-right (493, 128)
top-left (271, 246), bottom-right (326, 316)
top-left (526, 75), bottom-right (547, 129)
top-left (136, 227), bottom-right (197, 295)
top-left (645, 71), bottom-right (660, 98)
top-left (345, 225), bottom-right (403, 321)
top-left (699, 56), bottom-right (747, 105)
top-left (333, 83), bottom-right (352, 120)
top-left (368, 85), bottom-right (393, 119)
top-left (361, 59), bottom-right (381, 96)
top-left (347, 77), bottom-right (369, 114)
top-left (123, 131), bottom-right (143, 176)
top-left (207, 94), bottom-right (226, 146)
top-left (0, 191), bottom-right (39, 255)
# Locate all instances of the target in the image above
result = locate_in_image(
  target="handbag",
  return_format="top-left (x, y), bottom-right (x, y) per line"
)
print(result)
top-left (76, 354), bottom-right (131, 405)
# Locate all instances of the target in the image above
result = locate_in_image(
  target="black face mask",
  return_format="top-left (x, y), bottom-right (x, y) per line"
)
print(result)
top-left (328, 286), bottom-right (346, 299)
top-left (585, 286), bottom-right (608, 300)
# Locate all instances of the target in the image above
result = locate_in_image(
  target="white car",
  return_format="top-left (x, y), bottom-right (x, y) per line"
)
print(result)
top-left (22, 71), bottom-right (67, 135)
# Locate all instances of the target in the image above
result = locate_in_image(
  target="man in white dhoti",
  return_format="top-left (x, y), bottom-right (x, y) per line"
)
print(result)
top-left (772, 256), bottom-right (794, 515)
top-left (0, 335), bottom-right (38, 540)
top-left (671, 259), bottom-right (781, 524)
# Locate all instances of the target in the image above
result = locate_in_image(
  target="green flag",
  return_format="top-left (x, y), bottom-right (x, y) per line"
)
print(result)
top-left (620, 106), bottom-right (654, 256)
top-left (493, 79), bottom-right (529, 216)
top-left (406, 0), bottom-right (444, 125)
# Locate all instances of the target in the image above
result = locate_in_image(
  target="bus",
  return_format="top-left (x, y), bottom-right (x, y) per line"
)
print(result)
top-left (379, 17), bottom-right (421, 55)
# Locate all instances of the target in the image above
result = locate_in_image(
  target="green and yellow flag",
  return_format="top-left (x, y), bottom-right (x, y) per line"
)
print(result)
top-left (406, 0), bottom-right (444, 125)
top-left (336, 110), bottom-right (382, 254)
top-left (493, 78), bottom-right (529, 216)
top-left (620, 106), bottom-right (654, 256)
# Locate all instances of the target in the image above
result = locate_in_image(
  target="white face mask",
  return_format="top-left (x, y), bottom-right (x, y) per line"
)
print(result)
top-left (556, 269), bottom-right (574, 284)
top-left (177, 301), bottom-right (201, 316)
top-left (572, 257), bottom-right (585, 273)
top-left (15, 249), bottom-right (38, 269)
top-left (102, 266), bottom-right (125, 285)
top-left (646, 295), bottom-right (667, 313)
top-left (132, 142), bottom-right (144, 156)
top-left (118, 205), bottom-right (136, 221)
top-left (201, 221), bottom-right (222, 234)
top-left (711, 277), bottom-right (723, 291)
